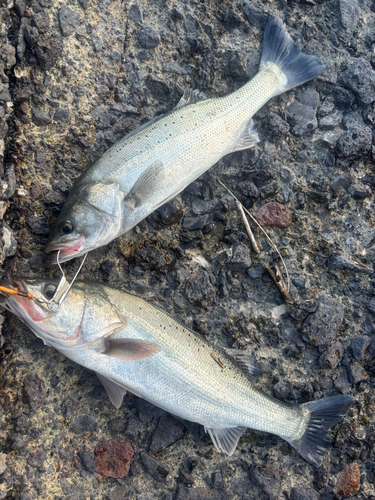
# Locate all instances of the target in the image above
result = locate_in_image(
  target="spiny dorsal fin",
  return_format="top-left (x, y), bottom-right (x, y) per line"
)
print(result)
top-left (175, 87), bottom-right (207, 109)
top-left (96, 372), bottom-right (127, 409)
top-left (103, 338), bottom-right (160, 361)
top-left (225, 348), bottom-right (261, 382)
top-left (205, 426), bottom-right (247, 456)
top-left (123, 161), bottom-right (165, 209)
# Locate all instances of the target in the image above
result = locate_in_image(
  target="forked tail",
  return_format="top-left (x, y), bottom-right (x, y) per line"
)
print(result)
top-left (287, 395), bottom-right (354, 467)
top-left (261, 17), bottom-right (323, 96)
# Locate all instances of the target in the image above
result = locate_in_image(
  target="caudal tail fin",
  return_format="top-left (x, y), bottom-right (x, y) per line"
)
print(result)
top-left (260, 17), bottom-right (323, 96)
top-left (287, 395), bottom-right (354, 467)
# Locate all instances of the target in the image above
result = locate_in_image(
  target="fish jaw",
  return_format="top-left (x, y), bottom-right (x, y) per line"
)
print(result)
top-left (43, 238), bottom-right (85, 266)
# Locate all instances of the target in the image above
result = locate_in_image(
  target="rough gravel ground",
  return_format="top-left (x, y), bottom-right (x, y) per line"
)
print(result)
top-left (0, 0), bottom-right (375, 498)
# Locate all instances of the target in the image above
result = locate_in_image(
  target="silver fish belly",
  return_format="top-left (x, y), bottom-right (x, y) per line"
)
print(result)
top-left (44, 17), bottom-right (323, 264)
top-left (2, 278), bottom-right (353, 467)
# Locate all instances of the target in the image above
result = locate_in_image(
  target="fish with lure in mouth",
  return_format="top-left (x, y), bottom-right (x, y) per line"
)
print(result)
top-left (1, 278), bottom-right (353, 467)
top-left (44, 17), bottom-right (323, 265)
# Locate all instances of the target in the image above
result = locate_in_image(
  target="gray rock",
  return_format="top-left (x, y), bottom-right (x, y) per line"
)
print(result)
top-left (58, 6), bottom-right (81, 37)
top-left (137, 25), bottom-right (161, 49)
top-left (348, 183), bottom-right (371, 199)
top-left (149, 415), bottom-right (185, 453)
top-left (31, 108), bottom-right (51, 127)
top-left (34, 33), bottom-right (63, 71)
top-left (129, 4), bottom-right (142, 22)
top-left (318, 342), bottom-right (344, 369)
top-left (242, 0), bottom-right (275, 29)
top-left (318, 109), bottom-right (342, 130)
top-left (368, 298), bottom-right (375, 316)
top-left (32, 11), bottom-right (50, 31)
top-left (290, 487), bottom-right (319, 500)
top-left (23, 374), bottom-right (46, 409)
top-left (78, 0), bottom-right (90, 10)
top-left (108, 486), bottom-right (130, 500)
top-left (91, 34), bottom-right (103, 52)
top-left (262, 112), bottom-right (290, 138)
top-left (53, 107), bottom-right (71, 122)
top-left (302, 296), bottom-right (344, 346)
top-left (14, 0), bottom-right (26, 17)
top-left (334, 370), bottom-right (351, 394)
top-left (330, 173), bottom-right (353, 191)
top-left (174, 487), bottom-right (234, 500)
top-left (342, 58), bottom-right (375, 105)
top-left (249, 465), bottom-right (281, 500)
top-left (178, 469), bottom-right (195, 486)
top-left (350, 363), bottom-right (368, 383)
top-left (286, 90), bottom-right (319, 136)
top-left (183, 214), bottom-right (210, 230)
top-left (1, 222), bottom-right (17, 259)
top-left (27, 449), bottom-right (47, 470)
top-left (230, 244), bottom-right (252, 271)
top-left (60, 479), bottom-right (85, 500)
top-left (164, 61), bottom-right (187, 75)
top-left (27, 215), bottom-right (50, 234)
top-left (171, 4), bottom-right (184, 21)
top-left (158, 200), bottom-right (183, 225)
top-left (141, 452), bottom-right (169, 482)
top-left (338, 0), bottom-right (359, 42)
top-left (70, 416), bottom-right (98, 434)
top-left (107, 417), bottom-right (126, 434)
top-left (24, 25), bottom-right (39, 47)
top-left (273, 379), bottom-right (292, 399)
top-left (77, 450), bottom-right (96, 473)
top-left (351, 335), bottom-right (370, 361)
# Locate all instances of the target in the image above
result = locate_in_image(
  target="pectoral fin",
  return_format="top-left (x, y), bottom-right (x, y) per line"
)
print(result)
top-left (124, 161), bottom-right (165, 209)
top-left (96, 372), bottom-right (127, 409)
top-left (103, 338), bottom-right (159, 361)
top-left (205, 426), bottom-right (247, 456)
top-left (231, 119), bottom-right (260, 153)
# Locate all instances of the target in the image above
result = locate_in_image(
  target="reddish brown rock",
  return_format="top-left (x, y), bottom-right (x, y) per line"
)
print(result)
top-left (336, 462), bottom-right (360, 497)
top-left (256, 202), bottom-right (292, 228)
top-left (94, 438), bottom-right (134, 478)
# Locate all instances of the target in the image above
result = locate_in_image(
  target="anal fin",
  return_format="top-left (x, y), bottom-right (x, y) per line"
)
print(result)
top-left (205, 426), bottom-right (247, 456)
top-left (96, 372), bottom-right (127, 409)
top-left (231, 119), bottom-right (260, 153)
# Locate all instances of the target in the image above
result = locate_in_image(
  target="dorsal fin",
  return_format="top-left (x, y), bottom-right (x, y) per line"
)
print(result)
top-left (175, 87), bottom-right (207, 109)
top-left (225, 348), bottom-right (261, 382)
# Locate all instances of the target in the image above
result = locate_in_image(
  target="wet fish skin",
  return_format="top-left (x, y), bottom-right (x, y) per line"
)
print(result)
top-left (44, 17), bottom-right (323, 264)
top-left (3, 278), bottom-right (353, 466)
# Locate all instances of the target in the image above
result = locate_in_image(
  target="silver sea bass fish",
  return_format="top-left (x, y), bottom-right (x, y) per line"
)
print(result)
top-left (44, 17), bottom-right (323, 264)
top-left (2, 278), bottom-right (353, 466)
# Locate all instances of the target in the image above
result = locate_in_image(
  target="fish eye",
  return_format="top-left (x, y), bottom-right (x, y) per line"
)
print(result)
top-left (44, 284), bottom-right (56, 299)
top-left (58, 221), bottom-right (73, 234)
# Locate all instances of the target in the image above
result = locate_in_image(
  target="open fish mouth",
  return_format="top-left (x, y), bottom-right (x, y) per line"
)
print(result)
top-left (43, 239), bottom-right (84, 266)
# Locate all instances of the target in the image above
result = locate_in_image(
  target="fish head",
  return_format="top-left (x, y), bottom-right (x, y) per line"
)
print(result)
top-left (44, 181), bottom-right (123, 265)
top-left (1, 278), bottom-right (126, 348)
